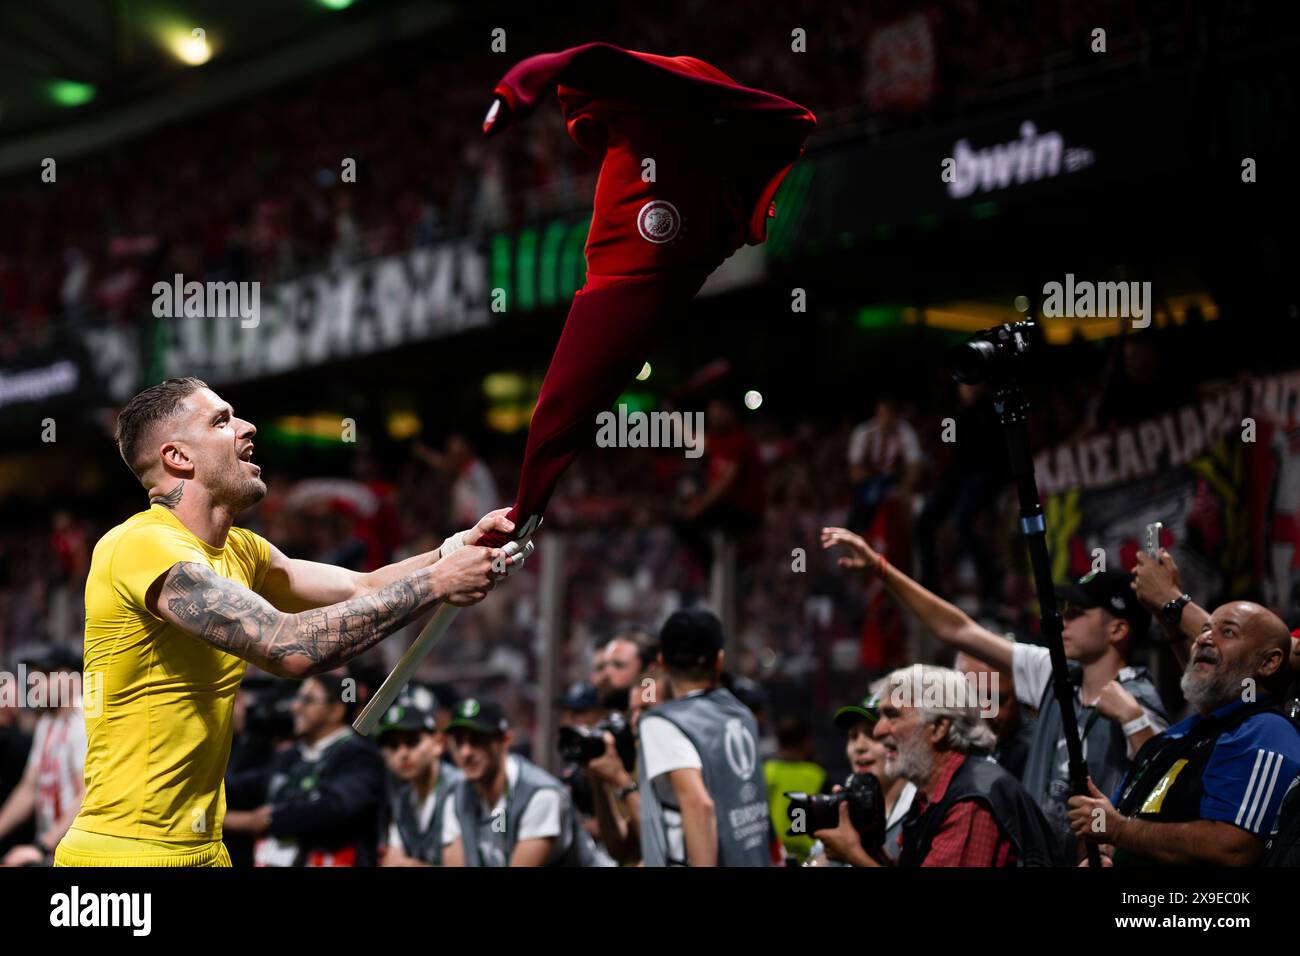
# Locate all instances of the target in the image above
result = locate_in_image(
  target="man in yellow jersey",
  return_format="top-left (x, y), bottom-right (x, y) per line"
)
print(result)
top-left (57, 377), bottom-right (523, 867)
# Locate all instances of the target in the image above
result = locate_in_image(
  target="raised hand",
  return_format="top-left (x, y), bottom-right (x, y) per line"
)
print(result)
top-left (1131, 549), bottom-right (1183, 611)
top-left (820, 526), bottom-right (879, 571)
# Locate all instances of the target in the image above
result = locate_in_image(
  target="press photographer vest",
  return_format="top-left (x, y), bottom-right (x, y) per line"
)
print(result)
top-left (1112, 700), bottom-right (1285, 866)
top-left (639, 687), bottom-right (772, 867)
top-left (388, 765), bottom-right (461, 865)
top-left (1022, 662), bottom-right (1165, 858)
top-left (898, 754), bottom-right (1062, 867)
top-left (453, 756), bottom-right (597, 867)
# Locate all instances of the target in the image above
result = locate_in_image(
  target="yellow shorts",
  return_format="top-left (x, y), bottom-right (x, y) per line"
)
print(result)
top-left (54, 827), bottom-right (231, 868)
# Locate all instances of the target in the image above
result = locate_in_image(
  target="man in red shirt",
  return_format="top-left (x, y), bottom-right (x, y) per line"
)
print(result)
top-left (677, 398), bottom-right (765, 570)
top-left (814, 664), bottom-right (1059, 867)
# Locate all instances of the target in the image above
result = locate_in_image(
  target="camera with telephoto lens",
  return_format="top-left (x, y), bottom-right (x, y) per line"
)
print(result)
top-left (952, 320), bottom-right (1037, 386)
top-left (785, 772), bottom-right (885, 846)
top-left (557, 711), bottom-right (637, 773)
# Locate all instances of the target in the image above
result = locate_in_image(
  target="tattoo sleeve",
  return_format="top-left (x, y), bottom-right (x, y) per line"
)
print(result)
top-left (158, 562), bottom-right (441, 677)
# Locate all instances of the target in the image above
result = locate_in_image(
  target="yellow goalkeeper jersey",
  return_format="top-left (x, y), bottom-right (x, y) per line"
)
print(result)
top-left (58, 504), bottom-right (269, 864)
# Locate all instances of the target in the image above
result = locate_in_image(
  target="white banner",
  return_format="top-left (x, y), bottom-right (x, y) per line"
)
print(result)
top-left (160, 240), bottom-right (490, 383)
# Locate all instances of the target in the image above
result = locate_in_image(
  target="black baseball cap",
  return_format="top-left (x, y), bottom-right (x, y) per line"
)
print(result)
top-left (375, 697), bottom-right (436, 740)
top-left (1056, 570), bottom-right (1151, 635)
top-left (833, 692), bottom-right (882, 730)
top-left (555, 681), bottom-right (600, 712)
top-left (660, 609), bottom-right (725, 668)
top-left (443, 697), bottom-right (509, 736)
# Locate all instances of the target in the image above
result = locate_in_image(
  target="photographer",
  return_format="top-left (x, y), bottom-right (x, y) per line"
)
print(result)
top-left (803, 687), bottom-right (915, 865)
top-left (1068, 601), bottom-right (1300, 866)
top-left (441, 697), bottom-right (605, 866)
top-left (376, 695), bottom-right (462, 866)
top-left (582, 662), bottom-right (664, 865)
top-left (594, 626), bottom-right (658, 711)
top-left (816, 665), bottom-right (1059, 867)
top-left (823, 527), bottom-right (1167, 860)
top-left (637, 609), bottom-right (773, 866)
top-left (225, 671), bottom-right (386, 867)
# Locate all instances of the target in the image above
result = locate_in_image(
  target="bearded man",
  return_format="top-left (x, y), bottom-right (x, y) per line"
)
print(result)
top-left (1069, 601), bottom-right (1300, 866)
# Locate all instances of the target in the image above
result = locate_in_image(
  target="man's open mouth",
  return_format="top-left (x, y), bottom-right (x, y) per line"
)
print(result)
top-left (238, 445), bottom-right (261, 474)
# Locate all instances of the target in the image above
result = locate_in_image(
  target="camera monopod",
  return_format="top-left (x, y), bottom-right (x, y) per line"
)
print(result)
top-left (954, 320), bottom-right (1101, 870)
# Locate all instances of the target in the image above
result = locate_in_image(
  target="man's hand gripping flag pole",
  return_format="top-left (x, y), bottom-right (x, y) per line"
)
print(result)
top-left (352, 516), bottom-right (540, 735)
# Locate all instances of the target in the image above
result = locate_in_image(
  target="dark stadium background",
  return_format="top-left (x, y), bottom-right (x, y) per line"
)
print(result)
top-left (1, 0), bottom-right (1297, 790)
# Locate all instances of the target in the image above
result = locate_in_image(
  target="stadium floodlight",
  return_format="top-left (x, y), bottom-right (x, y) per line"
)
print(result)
top-left (49, 80), bottom-right (96, 107)
top-left (317, 0), bottom-right (356, 9)
top-left (172, 29), bottom-right (212, 66)
top-left (744, 390), bottom-right (763, 410)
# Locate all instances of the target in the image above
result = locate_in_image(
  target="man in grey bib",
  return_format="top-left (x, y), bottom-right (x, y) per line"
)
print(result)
top-left (441, 697), bottom-right (606, 866)
top-left (377, 693), bottom-right (462, 866)
top-left (638, 609), bottom-right (774, 866)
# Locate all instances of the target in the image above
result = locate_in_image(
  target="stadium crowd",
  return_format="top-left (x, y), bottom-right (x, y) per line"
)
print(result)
top-left (0, 0), bottom-right (1263, 354)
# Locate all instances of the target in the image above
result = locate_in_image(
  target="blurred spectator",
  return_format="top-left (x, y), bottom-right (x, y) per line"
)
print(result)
top-left (954, 648), bottom-right (1034, 781)
top-left (415, 434), bottom-right (501, 532)
top-left (915, 382), bottom-right (1006, 604)
top-left (677, 398), bottom-right (766, 572)
top-left (0, 646), bottom-right (85, 866)
top-left (846, 397), bottom-right (923, 535)
top-left (764, 714), bottom-right (827, 864)
top-left (0, 698), bottom-right (34, 855)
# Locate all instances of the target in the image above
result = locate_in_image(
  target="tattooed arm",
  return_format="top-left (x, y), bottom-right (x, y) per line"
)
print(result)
top-left (258, 508), bottom-right (518, 612)
top-left (145, 544), bottom-right (503, 679)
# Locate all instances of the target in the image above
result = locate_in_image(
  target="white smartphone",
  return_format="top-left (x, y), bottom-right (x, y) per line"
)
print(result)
top-left (1145, 521), bottom-right (1163, 558)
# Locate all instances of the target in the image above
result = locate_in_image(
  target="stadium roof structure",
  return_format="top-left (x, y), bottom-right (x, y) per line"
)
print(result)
top-left (0, 0), bottom-right (454, 172)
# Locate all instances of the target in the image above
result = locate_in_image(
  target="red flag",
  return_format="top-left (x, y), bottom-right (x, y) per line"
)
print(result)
top-left (479, 43), bottom-right (815, 546)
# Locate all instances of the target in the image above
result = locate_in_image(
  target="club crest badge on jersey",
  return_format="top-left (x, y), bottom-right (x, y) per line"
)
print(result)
top-left (637, 200), bottom-right (681, 244)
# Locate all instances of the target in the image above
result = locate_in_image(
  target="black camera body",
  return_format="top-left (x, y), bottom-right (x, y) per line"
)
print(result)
top-left (785, 772), bottom-right (886, 847)
top-left (557, 710), bottom-right (637, 774)
top-left (952, 319), bottom-right (1037, 386)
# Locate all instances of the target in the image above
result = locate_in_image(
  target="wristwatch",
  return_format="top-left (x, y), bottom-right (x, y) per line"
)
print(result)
top-left (616, 782), bottom-right (638, 801)
top-left (1162, 593), bottom-right (1191, 627)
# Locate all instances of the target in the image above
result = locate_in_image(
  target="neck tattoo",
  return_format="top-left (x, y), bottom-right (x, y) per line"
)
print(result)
top-left (151, 481), bottom-right (185, 509)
